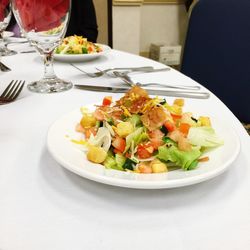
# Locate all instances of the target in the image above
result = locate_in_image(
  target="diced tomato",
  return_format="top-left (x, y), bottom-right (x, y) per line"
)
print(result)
top-left (112, 137), bottom-right (126, 153)
top-left (113, 148), bottom-right (123, 154)
top-left (137, 143), bottom-right (154, 159)
top-left (179, 123), bottom-right (191, 135)
top-left (164, 120), bottom-right (175, 132)
top-left (102, 96), bottom-right (112, 106)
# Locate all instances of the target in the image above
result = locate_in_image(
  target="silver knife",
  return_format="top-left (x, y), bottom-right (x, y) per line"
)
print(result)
top-left (74, 85), bottom-right (210, 99)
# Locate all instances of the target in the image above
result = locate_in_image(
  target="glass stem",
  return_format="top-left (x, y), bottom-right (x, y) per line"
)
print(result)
top-left (0, 31), bottom-right (4, 49)
top-left (43, 52), bottom-right (56, 80)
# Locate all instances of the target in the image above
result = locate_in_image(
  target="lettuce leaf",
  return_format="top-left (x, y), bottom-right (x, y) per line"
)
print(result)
top-left (187, 126), bottom-right (223, 148)
top-left (157, 145), bottom-right (201, 170)
top-left (125, 127), bottom-right (146, 152)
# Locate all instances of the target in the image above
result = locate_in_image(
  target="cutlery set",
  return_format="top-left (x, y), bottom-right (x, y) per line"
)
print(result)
top-left (0, 56), bottom-right (209, 104)
top-left (74, 84), bottom-right (209, 99)
top-left (72, 64), bottom-right (210, 99)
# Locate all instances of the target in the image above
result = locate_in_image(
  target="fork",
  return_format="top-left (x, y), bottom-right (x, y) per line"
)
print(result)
top-left (113, 71), bottom-right (201, 90)
top-left (70, 63), bottom-right (154, 77)
top-left (0, 80), bottom-right (25, 104)
top-left (0, 61), bottom-right (11, 72)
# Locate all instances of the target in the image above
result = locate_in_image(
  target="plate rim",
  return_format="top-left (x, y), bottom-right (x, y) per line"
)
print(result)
top-left (47, 108), bottom-right (241, 189)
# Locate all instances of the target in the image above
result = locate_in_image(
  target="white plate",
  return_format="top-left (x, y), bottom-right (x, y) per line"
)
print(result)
top-left (47, 105), bottom-right (240, 189)
top-left (54, 44), bottom-right (111, 62)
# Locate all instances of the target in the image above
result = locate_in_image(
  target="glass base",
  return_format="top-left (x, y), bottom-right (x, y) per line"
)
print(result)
top-left (0, 47), bottom-right (17, 56)
top-left (27, 77), bottom-right (73, 93)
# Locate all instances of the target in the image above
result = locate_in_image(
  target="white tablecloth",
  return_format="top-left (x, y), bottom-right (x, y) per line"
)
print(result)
top-left (0, 45), bottom-right (250, 250)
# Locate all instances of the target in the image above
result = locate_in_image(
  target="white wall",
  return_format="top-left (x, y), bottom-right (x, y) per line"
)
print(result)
top-left (112, 4), bottom-right (188, 55)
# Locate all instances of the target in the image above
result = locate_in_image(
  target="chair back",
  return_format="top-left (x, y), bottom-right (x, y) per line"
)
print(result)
top-left (181, 0), bottom-right (250, 123)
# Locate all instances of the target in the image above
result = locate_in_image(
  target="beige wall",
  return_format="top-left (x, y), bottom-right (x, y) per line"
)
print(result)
top-left (113, 6), bottom-right (142, 53)
top-left (93, 0), bottom-right (109, 44)
top-left (140, 4), bottom-right (188, 52)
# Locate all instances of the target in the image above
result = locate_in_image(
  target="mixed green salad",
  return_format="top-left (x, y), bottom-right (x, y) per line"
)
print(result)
top-left (55, 35), bottom-right (103, 55)
top-left (75, 86), bottom-right (223, 174)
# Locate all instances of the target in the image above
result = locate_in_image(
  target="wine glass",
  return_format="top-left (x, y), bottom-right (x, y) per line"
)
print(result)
top-left (11, 0), bottom-right (72, 93)
top-left (0, 0), bottom-right (17, 56)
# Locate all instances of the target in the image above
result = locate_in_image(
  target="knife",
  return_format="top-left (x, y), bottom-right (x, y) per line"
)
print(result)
top-left (74, 84), bottom-right (210, 99)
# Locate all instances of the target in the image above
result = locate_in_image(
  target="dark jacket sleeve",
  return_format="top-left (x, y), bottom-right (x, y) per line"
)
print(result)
top-left (66, 0), bottom-right (98, 42)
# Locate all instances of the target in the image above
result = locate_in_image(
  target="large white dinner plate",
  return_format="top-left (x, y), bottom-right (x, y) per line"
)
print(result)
top-left (47, 104), bottom-right (240, 189)
top-left (54, 44), bottom-right (111, 62)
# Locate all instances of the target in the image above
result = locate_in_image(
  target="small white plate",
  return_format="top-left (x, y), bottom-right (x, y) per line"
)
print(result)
top-left (47, 102), bottom-right (240, 189)
top-left (54, 44), bottom-right (111, 62)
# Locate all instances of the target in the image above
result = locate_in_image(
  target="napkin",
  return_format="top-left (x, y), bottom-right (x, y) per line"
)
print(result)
top-left (14, 0), bottom-right (69, 32)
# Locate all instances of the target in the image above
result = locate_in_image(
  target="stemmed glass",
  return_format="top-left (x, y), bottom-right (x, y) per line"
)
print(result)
top-left (0, 0), bottom-right (17, 56)
top-left (11, 0), bottom-right (72, 93)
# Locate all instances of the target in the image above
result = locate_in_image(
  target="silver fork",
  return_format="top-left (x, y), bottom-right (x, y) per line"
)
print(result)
top-left (113, 71), bottom-right (201, 90)
top-left (0, 61), bottom-right (11, 72)
top-left (0, 80), bottom-right (25, 104)
top-left (70, 63), bottom-right (154, 77)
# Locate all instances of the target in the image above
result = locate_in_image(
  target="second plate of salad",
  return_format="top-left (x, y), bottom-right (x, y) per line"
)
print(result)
top-left (54, 35), bottom-right (111, 62)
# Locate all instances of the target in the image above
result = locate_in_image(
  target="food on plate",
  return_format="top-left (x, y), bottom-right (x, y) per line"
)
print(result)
top-left (55, 35), bottom-right (103, 55)
top-left (75, 86), bottom-right (223, 174)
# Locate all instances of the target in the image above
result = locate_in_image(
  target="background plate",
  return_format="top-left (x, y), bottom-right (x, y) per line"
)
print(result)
top-left (54, 44), bottom-right (111, 62)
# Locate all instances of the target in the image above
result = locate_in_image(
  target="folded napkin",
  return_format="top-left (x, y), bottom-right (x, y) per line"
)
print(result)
top-left (14, 0), bottom-right (69, 32)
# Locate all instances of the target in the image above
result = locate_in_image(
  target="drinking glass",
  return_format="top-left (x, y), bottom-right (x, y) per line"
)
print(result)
top-left (0, 0), bottom-right (17, 56)
top-left (11, 0), bottom-right (72, 93)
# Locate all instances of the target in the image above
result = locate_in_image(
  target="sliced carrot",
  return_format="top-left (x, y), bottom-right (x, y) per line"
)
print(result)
top-left (164, 120), bottom-right (175, 132)
top-left (179, 123), bottom-right (191, 135)
top-left (198, 156), bottom-right (209, 162)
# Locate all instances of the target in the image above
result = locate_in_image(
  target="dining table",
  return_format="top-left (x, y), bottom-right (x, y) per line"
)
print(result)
top-left (0, 40), bottom-right (250, 250)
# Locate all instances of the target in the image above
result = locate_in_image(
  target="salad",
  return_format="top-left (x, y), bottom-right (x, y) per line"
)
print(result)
top-left (75, 86), bottom-right (223, 174)
top-left (55, 35), bottom-right (103, 55)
